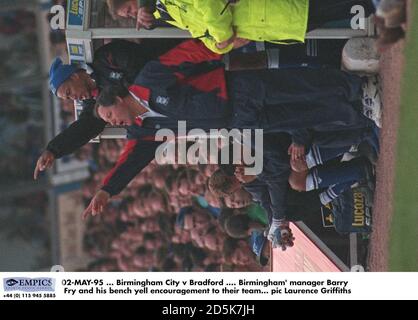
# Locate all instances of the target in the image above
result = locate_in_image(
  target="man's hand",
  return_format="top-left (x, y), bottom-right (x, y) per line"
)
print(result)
top-left (216, 33), bottom-right (236, 50)
top-left (288, 143), bottom-right (305, 161)
top-left (33, 150), bottom-right (55, 180)
top-left (234, 166), bottom-right (256, 184)
top-left (232, 37), bottom-right (250, 49)
top-left (290, 158), bottom-right (308, 173)
top-left (216, 27), bottom-right (250, 51)
top-left (136, 7), bottom-right (155, 30)
top-left (234, 166), bottom-right (246, 182)
top-left (82, 190), bottom-right (111, 220)
top-left (279, 225), bottom-right (295, 249)
top-left (267, 219), bottom-right (295, 251)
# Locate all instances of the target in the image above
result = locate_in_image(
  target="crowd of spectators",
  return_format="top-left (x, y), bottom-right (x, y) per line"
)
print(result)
top-left (81, 139), bottom-right (271, 271)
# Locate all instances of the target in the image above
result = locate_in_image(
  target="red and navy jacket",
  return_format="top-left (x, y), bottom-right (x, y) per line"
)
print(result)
top-left (101, 39), bottom-right (231, 196)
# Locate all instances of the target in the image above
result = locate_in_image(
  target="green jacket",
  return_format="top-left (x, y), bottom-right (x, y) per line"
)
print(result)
top-left (245, 203), bottom-right (269, 226)
top-left (140, 0), bottom-right (309, 54)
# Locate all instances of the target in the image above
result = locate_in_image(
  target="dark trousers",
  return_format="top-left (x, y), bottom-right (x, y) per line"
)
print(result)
top-left (311, 125), bottom-right (377, 149)
top-left (286, 190), bottom-right (322, 221)
top-left (308, 0), bottom-right (376, 30)
top-left (228, 68), bottom-right (371, 135)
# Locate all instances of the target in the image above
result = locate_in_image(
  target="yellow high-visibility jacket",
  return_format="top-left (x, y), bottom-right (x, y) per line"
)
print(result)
top-left (149, 0), bottom-right (309, 54)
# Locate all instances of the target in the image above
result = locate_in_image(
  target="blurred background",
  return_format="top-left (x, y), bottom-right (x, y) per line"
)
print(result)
top-left (0, 0), bottom-right (83, 271)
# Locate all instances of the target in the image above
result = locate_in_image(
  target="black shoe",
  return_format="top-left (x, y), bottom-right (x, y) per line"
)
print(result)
top-left (363, 160), bottom-right (376, 191)
top-left (357, 141), bottom-right (379, 165)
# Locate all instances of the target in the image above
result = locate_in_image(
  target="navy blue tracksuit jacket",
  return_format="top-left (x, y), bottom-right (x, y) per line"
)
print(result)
top-left (102, 39), bottom-right (229, 196)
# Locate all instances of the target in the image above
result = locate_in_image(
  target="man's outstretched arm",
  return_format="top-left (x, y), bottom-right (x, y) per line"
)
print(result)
top-left (82, 139), bottom-right (161, 219)
top-left (34, 101), bottom-right (106, 179)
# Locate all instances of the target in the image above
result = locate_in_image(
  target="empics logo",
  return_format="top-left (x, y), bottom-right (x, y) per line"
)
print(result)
top-left (5, 279), bottom-right (18, 287)
top-left (3, 277), bottom-right (55, 292)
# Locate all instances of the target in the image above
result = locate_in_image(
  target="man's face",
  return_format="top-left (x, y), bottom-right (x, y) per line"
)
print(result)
top-left (97, 97), bottom-right (134, 126)
top-left (190, 228), bottom-right (205, 246)
top-left (116, 0), bottom-right (138, 19)
top-left (143, 219), bottom-right (160, 232)
top-left (231, 241), bottom-right (252, 265)
top-left (231, 175), bottom-right (243, 192)
top-left (105, 145), bottom-right (120, 163)
top-left (225, 187), bottom-right (252, 208)
top-left (177, 176), bottom-right (204, 197)
top-left (149, 193), bottom-right (165, 213)
top-left (57, 72), bottom-right (92, 100)
top-left (172, 228), bottom-right (191, 244)
top-left (178, 177), bottom-right (191, 197)
top-left (145, 238), bottom-right (162, 250)
top-left (204, 232), bottom-right (224, 252)
top-left (143, 252), bottom-right (156, 266)
top-left (204, 165), bottom-right (218, 177)
top-left (204, 189), bottom-right (222, 208)
top-left (118, 257), bottom-right (134, 271)
top-left (184, 211), bottom-right (210, 231)
top-left (210, 174), bottom-right (243, 207)
top-left (133, 256), bottom-right (145, 268)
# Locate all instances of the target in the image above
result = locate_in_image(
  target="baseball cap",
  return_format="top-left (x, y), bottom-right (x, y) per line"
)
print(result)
top-left (49, 57), bottom-right (80, 96)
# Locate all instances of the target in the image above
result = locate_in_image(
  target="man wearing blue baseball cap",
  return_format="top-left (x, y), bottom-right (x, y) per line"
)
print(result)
top-left (33, 56), bottom-right (103, 180)
top-left (49, 57), bottom-right (96, 100)
top-left (33, 39), bottom-right (180, 180)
